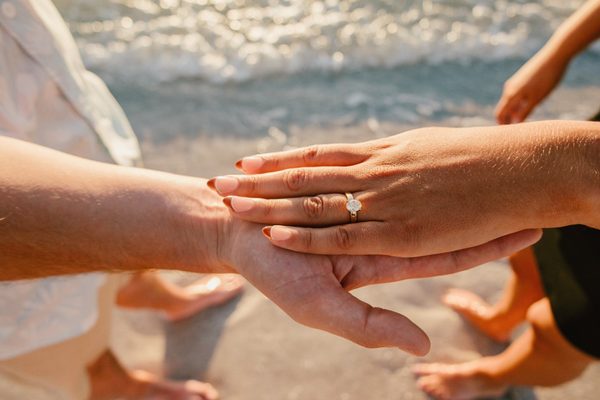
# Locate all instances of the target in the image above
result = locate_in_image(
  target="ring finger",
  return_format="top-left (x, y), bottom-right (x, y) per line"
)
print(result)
top-left (223, 192), bottom-right (375, 226)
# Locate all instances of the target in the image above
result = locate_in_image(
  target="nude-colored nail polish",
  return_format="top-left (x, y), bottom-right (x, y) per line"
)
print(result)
top-left (230, 197), bottom-right (254, 212)
top-left (214, 176), bottom-right (239, 195)
top-left (269, 226), bottom-right (293, 241)
top-left (241, 156), bottom-right (264, 172)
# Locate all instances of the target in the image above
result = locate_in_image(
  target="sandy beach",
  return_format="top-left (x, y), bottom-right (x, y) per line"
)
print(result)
top-left (111, 265), bottom-right (600, 400)
top-left (103, 83), bottom-right (600, 400)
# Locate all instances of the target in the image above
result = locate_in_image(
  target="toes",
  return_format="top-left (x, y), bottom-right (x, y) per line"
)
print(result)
top-left (442, 289), bottom-right (490, 317)
top-left (412, 363), bottom-right (448, 376)
top-left (184, 380), bottom-right (219, 400)
top-left (417, 375), bottom-right (450, 400)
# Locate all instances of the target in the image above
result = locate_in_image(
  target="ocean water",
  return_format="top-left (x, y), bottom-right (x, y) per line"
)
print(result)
top-left (56, 0), bottom-right (600, 143)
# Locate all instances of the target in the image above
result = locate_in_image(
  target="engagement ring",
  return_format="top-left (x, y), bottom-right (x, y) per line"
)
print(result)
top-left (345, 193), bottom-right (362, 223)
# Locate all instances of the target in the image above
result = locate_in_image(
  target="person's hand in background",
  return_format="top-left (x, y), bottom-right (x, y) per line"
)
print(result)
top-left (495, 52), bottom-right (568, 124)
top-left (496, 0), bottom-right (600, 124)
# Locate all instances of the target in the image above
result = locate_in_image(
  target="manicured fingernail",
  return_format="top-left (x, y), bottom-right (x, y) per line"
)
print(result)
top-left (213, 176), bottom-right (239, 195)
top-left (269, 226), bottom-right (294, 241)
top-left (262, 226), bottom-right (272, 238)
top-left (229, 196), bottom-right (255, 213)
top-left (207, 178), bottom-right (217, 191)
top-left (262, 226), bottom-right (271, 239)
top-left (240, 156), bottom-right (264, 172)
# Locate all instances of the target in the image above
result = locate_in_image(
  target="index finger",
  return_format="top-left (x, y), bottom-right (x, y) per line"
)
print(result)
top-left (208, 167), bottom-right (363, 197)
top-left (236, 144), bottom-right (368, 174)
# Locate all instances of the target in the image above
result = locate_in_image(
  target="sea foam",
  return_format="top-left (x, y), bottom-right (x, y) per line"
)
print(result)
top-left (59, 0), bottom-right (589, 84)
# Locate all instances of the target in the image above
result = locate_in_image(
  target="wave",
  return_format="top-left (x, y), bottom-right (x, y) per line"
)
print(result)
top-left (59, 0), bottom-right (588, 84)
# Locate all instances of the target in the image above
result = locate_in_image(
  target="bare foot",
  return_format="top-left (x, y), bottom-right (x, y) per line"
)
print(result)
top-left (89, 351), bottom-right (218, 400)
top-left (128, 370), bottom-right (218, 400)
top-left (116, 273), bottom-right (245, 321)
top-left (442, 289), bottom-right (512, 342)
top-left (163, 275), bottom-right (245, 321)
top-left (413, 362), bottom-right (507, 400)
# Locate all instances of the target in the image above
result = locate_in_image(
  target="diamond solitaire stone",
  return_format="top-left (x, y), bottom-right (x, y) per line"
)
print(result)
top-left (346, 198), bottom-right (362, 213)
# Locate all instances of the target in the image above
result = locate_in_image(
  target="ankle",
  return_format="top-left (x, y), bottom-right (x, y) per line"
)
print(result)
top-left (469, 360), bottom-right (509, 390)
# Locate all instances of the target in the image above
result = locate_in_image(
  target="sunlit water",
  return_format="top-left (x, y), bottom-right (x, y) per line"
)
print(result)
top-left (56, 0), bottom-right (600, 142)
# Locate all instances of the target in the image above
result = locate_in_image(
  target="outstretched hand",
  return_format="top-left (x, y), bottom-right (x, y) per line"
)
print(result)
top-left (222, 214), bottom-right (541, 355)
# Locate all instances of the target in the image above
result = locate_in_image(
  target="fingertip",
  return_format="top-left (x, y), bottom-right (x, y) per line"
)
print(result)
top-left (269, 225), bottom-right (294, 242)
top-left (409, 334), bottom-right (431, 357)
top-left (262, 226), bottom-right (272, 239)
top-left (228, 196), bottom-right (255, 213)
top-left (207, 178), bottom-right (216, 191)
top-left (234, 159), bottom-right (243, 171)
top-left (222, 196), bottom-right (232, 208)
top-left (239, 156), bottom-right (264, 174)
top-left (212, 176), bottom-right (240, 195)
top-left (510, 116), bottom-right (522, 124)
top-left (518, 228), bottom-right (543, 246)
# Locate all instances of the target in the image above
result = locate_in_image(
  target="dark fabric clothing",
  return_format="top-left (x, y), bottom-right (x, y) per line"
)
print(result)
top-left (534, 226), bottom-right (600, 358)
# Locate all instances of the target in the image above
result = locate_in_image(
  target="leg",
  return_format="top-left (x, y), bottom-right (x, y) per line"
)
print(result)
top-left (443, 247), bottom-right (544, 341)
top-left (116, 271), bottom-right (244, 321)
top-left (88, 350), bottom-right (218, 400)
top-left (414, 298), bottom-right (594, 400)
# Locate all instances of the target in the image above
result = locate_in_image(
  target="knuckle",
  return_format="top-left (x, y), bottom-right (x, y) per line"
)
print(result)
top-left (266, 156), bottom-right (279, 170)
top-left (357, 306), bottom-right (378, 348)
top-left (262, 200), bottom-right (274, 217)
top-left (302, 196), bottom-right (325, 219)
top-left (395, 219), bottom-right (423, 255)
top-left (303, 229), bottom-right (313, 250)
top-left (244, 175), bottom-right (258, 193)
top-left (283, 169), bottom-right (308, 192)
top-left (333, 226), bottom-right (354, 250)
top-left (302, 145), bottom-right (320, 164)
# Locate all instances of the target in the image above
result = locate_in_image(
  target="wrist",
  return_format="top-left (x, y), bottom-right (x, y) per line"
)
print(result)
top-left (165, 178), bottom-right (238, 274)
top-left (576, 122), bottom-right (600, 228)
top-left (535, 42), bottom-right (571, 71)
top-left (521, 121), bottom-right (600, 229)
top-left (115, 170), bottom-right (234, 274)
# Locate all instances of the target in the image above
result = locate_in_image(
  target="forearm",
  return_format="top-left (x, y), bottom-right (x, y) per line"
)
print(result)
top-left (0, 137), bottom-right (228, 280)
top-left (539, 0), bottom-right (600, 64)
top-left (480, 120), bottom-right (600, 230)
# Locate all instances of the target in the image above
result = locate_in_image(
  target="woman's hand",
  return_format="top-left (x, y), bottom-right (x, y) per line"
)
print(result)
top-left (495, 51), bottom-right (568, 124)
top-left (209, 121), bottom-right (598, 257)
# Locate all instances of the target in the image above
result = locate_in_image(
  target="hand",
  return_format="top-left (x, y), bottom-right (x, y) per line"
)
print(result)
top-left (218, 211), bottom-right (540, 355)
top-left (495, 52), bottom-right (568, 124)
top-left (0, 137), bottom-right (543, 354)
top-left (208, 122), bottom-right (593, 257)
